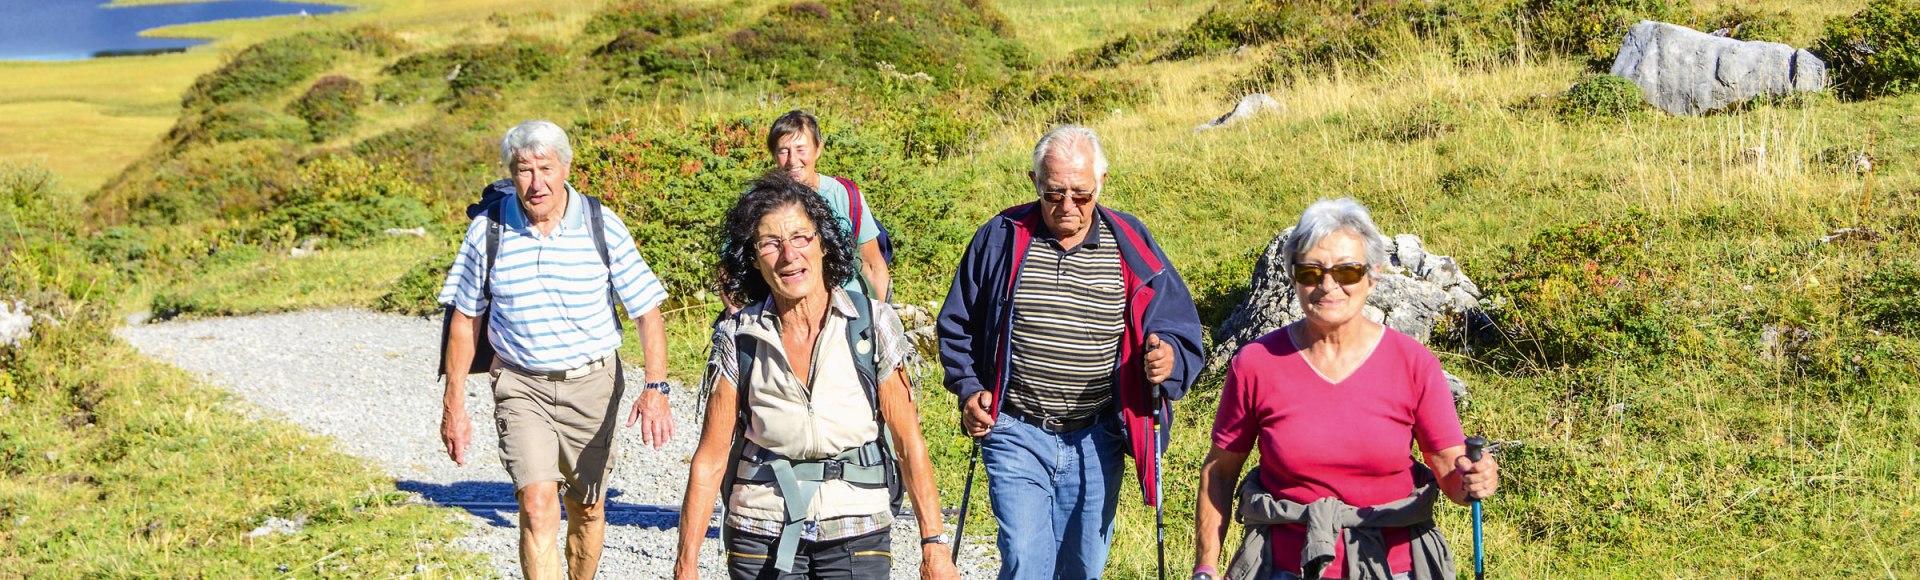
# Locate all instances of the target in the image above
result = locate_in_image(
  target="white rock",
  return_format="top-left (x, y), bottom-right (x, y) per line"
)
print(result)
top-left (1195, 93), bottom-right (1283, 131)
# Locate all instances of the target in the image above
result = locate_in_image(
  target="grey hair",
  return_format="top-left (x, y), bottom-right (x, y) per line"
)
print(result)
top-left (1283, 197), bottom-right (1391, 280)
top-left (500, 120), bottom-right (573, 169)
top-left (1030, 124), bottom-right (1109, 180)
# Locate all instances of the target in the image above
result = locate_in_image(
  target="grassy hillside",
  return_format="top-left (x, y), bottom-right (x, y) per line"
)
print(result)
top-left (6, 0), bottom-right (1920, 576)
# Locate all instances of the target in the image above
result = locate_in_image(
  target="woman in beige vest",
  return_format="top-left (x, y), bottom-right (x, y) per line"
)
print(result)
top-left (674, 171), bottom-right (957, 580)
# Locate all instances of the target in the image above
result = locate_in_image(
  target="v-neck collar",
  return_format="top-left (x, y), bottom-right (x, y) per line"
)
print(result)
top-left (1287, 323), bottom-right (1385, 385)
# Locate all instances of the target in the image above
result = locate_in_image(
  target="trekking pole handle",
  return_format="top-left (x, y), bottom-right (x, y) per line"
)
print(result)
top-left (1465, 437), bottom-right (1486, 462)
top-left (1464, 436), bottom-right (1486, 580)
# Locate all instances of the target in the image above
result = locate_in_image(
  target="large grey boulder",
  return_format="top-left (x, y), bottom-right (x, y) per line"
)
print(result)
top-left (1611, 20), bottom-right (1826, 116)
top-left (1210, 230), bottom-right (1483, 403)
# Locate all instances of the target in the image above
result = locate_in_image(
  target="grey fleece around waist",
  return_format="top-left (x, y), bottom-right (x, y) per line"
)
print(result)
top-left (1226, 463), bottom-right (1456, 580)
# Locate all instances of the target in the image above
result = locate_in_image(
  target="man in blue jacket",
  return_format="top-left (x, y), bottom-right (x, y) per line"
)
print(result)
top-left (937, 125), bottom-right (1204, 579)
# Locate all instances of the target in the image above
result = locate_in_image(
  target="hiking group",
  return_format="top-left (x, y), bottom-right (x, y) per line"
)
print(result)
top-left (436, 114), bottom-right (1502, 580)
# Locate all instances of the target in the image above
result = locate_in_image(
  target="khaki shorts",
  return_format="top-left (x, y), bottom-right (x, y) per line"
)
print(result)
top-left (491, 358), bottom-right (623, 505)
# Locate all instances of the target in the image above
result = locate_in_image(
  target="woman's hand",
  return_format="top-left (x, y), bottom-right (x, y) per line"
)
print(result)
top-left (1452, 451), bottom-right (1499, 500)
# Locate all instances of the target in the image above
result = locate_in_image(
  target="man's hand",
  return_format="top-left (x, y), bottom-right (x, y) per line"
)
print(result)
top-left (920, 543), bottom-right (958, 580)
top-left (961, 391), bottom-right (994, 438)
top-left (441, 402), bottom-right (472, 466)
top-left (626, 387), bottom-right (674, 448)
top-left (1144, 333), bottom-right (1175, 385)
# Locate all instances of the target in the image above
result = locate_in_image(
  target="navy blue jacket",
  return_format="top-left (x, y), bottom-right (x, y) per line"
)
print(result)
top-left (936, 202), bottom-right (1204, 506)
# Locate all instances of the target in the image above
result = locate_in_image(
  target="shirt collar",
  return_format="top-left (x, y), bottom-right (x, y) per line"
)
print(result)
top-left (1034, 209), bottom-right (1105, 249)
top-left (501, 184), bottom-right (587, 234)
top-left (738, 287), bottom-right (861, 338)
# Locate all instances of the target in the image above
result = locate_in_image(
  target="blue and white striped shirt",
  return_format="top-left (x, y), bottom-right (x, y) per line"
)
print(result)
top-left (438, 186), bottom-right (670, 372)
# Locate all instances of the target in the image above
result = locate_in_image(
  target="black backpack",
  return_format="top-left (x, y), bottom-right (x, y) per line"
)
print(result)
top-left (715, 291), bottom-right (904, 571)
top-left (436, 180), bottom-right (622, 376)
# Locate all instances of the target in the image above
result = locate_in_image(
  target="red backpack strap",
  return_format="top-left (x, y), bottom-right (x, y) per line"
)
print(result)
top-left (835, 176), bottom-right (863, 241)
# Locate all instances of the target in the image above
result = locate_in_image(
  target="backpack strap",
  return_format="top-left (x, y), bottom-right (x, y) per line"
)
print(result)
top-left (482, 201), bottom-right (504, 304)
top-left (835, 176), bottom-right (864, 243)
top-left (581, 194), bottom-right (627, 337)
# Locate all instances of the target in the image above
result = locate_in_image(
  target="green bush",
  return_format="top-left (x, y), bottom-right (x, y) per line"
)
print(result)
top-left (289, 75), bottom-right (367, 142)
top-left (164, 103), bottom-right (306, 148)
top-left (255, 156), bottom-right (436, 246)
top-left (584, 0), bottom-right (726, 37)
top-left (1815, 0), bottom-right (1920, 100)
top-left (1860, 261), bottom-right (1920, 336)
top-left (988, 71), bottom-right (1148, 124)
top-left (376, 253), bottom-right (451, 317)
top-left (181, 27), bottom-right (404, 109)
top-left (351, 122), bottom-right (498, 207)
top-left (1701, 5), bottom-right (1795, 44)
top-left (1556, 74), bottom-right (1646, 121)
top-left (1513, 0), bottom-right (1690, 67)
top-left (377, 37), bottom-right (565, 107)
top-left (1481, 214), bottom-right (1678, 368)
top-left (95, 142), bottom-right (302, 227)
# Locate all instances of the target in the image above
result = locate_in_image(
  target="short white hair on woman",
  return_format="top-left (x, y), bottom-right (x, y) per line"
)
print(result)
top-left (1031, 124), bottom-right (1109, 180)
top-left (1283, 197), bottom-right (1391, 280)
top-left (500, 120), bottom-right (573, 169)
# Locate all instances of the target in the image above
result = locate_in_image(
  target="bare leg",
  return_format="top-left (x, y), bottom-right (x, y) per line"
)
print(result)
top-left (564, 495), bottom-right (607, 580)
top-left (518, 482), bottom-right (564, 580)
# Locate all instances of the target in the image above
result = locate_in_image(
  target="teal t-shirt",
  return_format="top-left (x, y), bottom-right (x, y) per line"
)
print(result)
top-left (815, 175), bottom-right (880, 293)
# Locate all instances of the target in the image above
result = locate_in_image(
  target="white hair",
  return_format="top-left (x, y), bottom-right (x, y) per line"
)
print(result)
top-left (500, 120), bottom-right (573, 169)
top-left (1030, 124), bottom-right (1109, 180)
top-left (1283, 197), bottom-right (1391, 280)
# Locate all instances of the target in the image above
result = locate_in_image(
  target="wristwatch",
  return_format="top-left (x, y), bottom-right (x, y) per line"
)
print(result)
top-left (1191, 573), bottom-right (1217, 580)
top-left (920, 534), bottom-right (949, 546)
top-left (643, 381), bottom-right (672, 395)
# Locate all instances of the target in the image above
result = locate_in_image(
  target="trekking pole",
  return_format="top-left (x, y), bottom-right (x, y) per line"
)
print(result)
top-left (1152, 388), bottom-right (1167, 580)
top-left (1465, 436), bottom-right (1487, 580)
top-left (952, 438), bottom-right (980, 565)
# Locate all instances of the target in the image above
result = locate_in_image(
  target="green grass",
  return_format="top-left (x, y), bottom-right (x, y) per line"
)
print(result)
top-left (9, 0), bottom-right (1920, 576)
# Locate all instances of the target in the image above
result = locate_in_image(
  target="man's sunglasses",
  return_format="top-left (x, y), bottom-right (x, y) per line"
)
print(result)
top-left (1040, 190), bottom-right (1096, 206)
top-left (1293, 262), bottom-right (1369, 286)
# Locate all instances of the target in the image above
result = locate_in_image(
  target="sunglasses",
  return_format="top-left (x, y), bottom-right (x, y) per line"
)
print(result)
top-left (1040, 190), bottom-right (1096, 206)
top-left (1293, 262), bottom-right (1369, 286)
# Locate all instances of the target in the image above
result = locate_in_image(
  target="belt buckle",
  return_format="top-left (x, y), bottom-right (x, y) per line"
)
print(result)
top-left (1042, 416), bottom-right (1065, 432)
top-left (821, 459), bottom-right (844, 481)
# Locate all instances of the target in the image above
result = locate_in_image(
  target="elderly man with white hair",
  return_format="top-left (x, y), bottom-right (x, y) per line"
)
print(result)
top-left (937, 124), bottom-right (1205, 579)
top-left (438, 120), bottom-right (675, 580)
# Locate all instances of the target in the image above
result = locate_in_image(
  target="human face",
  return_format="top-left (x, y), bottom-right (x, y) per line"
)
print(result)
top-left (753, 203), bottom-right (826, 306)
top-left (1029, 143), bottom-right (1104, 242)
top-left (772, 131), bottom-right (822, 188)
top-left (510, 149), bottom-right (570, 225)
top-left (1294, 231), bottom-right (1375, 329)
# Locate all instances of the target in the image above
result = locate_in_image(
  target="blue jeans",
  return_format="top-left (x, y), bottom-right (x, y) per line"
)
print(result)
top-left (983, 411), bottom-right (1125, 580)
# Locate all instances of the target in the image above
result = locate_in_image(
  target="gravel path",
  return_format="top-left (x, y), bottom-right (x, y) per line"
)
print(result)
top-left (118, 308), bottom-right (999, 578)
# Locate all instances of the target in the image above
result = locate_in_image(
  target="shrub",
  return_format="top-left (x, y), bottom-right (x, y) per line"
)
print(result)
top-left (584, 1), bottom-right (725, 37)
top-left (1701, 5), bottom-right (1795, 44)
top-left (351, 122), bottom-right (498, 207)
top-left (377, 38), bottom-right (565, 107)
top-left (289, 76), bottom-right (367, 142)
top-left (164, 103), bottom-right (305, 149)
top-left (1815, 0), bottom-right (1920, 100)
top-left (376, 254), bottom-right (451, 317)
top-left (255, 155), bottom-right (436, 246)
top-left (1481, 214), bottom-right (1678, 368)
top-left (1860, 261), bottom-right (1920, 336)
top-left (988, 71), bottom-right (1148, 124)
top-left (1556, 74), bottom-right (1646, 121)
top-left (181, 27), bottom-right (404, 109)
top-left (94, 142), bottom-right (302, 227)
top-left (1513, 0), bottom-right (1691, 67)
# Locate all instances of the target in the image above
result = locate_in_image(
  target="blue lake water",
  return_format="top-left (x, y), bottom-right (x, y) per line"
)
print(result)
top-left (0, 0), bottom-right (350, 61)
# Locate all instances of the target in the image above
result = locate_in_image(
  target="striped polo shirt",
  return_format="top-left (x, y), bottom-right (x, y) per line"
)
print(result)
top-left (1004, 217), bottom-right (1126, 420)
top-left (438, 186), bottom-right (670, 372)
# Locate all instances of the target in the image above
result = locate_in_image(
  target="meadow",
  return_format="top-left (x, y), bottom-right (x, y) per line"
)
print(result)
top-left (4, 0), bottom-right (1919, 576)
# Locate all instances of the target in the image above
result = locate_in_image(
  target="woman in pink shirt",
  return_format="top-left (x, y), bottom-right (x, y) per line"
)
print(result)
top-left (1191, 198), bottom-right (1500, 580)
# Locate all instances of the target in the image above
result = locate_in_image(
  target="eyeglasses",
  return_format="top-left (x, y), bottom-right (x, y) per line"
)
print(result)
top-left (755, 231), bottom-right (818, 257)
top-left (1293, 262), bottom-right (1370, 286)
top-left (1040, 189), bottom-right (1096, 206)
